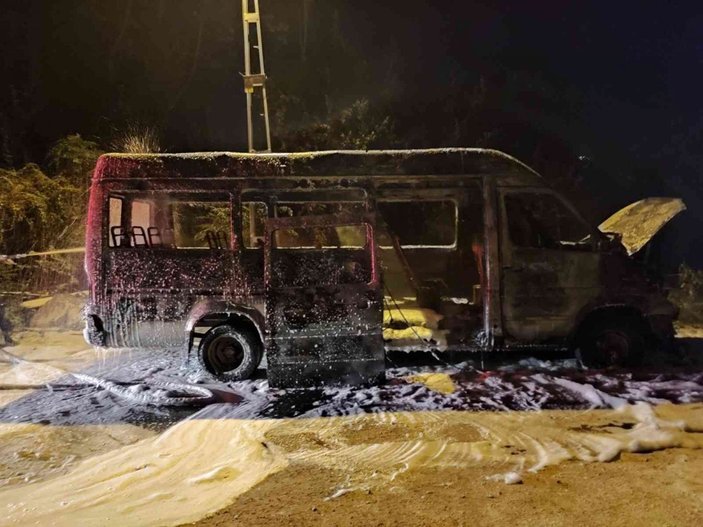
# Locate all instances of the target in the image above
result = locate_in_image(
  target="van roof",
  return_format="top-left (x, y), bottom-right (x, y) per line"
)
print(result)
top-left (93, 148), bottom-right (543, 186)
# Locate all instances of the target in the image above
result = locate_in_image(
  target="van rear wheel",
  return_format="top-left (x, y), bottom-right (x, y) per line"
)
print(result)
top-left (576, 316), bottom-right (646, 368)
top-left (198, 325), bottom-right (262, 381)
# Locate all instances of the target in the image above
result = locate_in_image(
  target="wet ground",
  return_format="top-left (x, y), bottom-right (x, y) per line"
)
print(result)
top-left (1, 331), bottom-right (702, 428)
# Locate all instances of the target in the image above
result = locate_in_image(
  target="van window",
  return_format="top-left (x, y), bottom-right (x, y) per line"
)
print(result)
top-left (131, 201), bottom-right (151, 230)
top-left (172, 202), bottom-right (230, 249)
top-left (275, 202), bottom-right (365, 218)
top-left (107, 195), bottom-right (231, 249)
top-left (274, 202), bottom-right (367, 248)
top-left (274, 224), bottom-right (367, 249)
top-left (270, 224), bottom-right (371, 287)
top-left (242, 202), bottom-right (268, 248)
top-left (377, 200), bottom-right (457, 248)
top-left (504, 192), bottom-right (591, 250)
top-left (108, 198), bottom-right (123, 247)
top-left (130, 200), bottom-right (152, 247)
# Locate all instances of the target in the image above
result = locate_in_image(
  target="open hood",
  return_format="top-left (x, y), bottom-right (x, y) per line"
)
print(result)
top-left (598, 197), bottom-right (686, 256)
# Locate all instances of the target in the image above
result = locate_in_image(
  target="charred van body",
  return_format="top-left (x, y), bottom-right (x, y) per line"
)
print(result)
top-left (83, 149), bottom-right (682, 387)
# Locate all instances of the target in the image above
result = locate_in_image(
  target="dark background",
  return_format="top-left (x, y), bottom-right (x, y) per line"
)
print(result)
top-left (1, 0), bottom-right (702, 266)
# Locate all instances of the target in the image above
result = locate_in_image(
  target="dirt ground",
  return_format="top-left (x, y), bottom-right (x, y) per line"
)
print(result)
top-left (189, 405), bottom-right (703, 527)
top-left (192, 450), bottom-right (703, 527)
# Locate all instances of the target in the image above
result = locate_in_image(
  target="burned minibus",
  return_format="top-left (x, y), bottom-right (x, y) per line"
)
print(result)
top-left (84, 149), bottom-right (683, 387)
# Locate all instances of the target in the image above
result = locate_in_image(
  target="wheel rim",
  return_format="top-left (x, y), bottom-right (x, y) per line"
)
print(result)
top-left (594, 330), bottom-right (630, 365)
top-left (207, 335), bottom-right (245, 374)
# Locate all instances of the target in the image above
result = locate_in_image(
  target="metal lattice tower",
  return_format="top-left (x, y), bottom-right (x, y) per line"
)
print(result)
top-left (241, 0), bottom-right (272, 152)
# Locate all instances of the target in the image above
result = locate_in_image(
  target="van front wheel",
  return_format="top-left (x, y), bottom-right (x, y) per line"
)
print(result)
top-left (576, 317), bottom-right (646, 369)
top-left (198, 325), bottom-right (262, 381)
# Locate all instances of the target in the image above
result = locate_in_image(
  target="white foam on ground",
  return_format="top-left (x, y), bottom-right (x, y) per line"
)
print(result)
top-left (0, 415), bottom-right (286, 527)
top-left (0, 403), bottom-right (701, 525)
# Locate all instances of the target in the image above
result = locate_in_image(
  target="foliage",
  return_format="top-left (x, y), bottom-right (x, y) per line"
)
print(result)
top-left (670, 264), bottom-right (703, 324)
top-left (0, 162), bottom-right (86, 295)
top-left (180, 203), bottom-right (230, 246)
top-left (0, 253), bottom-right (84, 297)
top-left (678, 264), bottom-right (703, 304)
top-left (0, 163), bottom-right (84, 255)
top-left (274, 99), bottom-right (397, 152)
top-left (47, 134), bottom-right (102, 185)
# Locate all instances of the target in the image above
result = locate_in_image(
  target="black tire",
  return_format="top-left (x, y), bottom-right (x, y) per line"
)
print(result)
top-left (576, 315), bottom-right (648, 368)
top-left (198, 324), bottom-right (262, 381)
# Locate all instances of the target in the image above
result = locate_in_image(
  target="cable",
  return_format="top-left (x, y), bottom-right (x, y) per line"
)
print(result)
top-left (383, 284), bottom-right (462, 373)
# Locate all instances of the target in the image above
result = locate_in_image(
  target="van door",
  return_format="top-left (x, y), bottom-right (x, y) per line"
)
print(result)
top-left (499, 189), bottom-right (602, 342)
top-left (264, 213), bottom-right (384, 388)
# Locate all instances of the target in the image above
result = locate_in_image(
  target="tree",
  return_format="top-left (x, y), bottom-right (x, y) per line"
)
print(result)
top-left (0, 163), bottom-right (83, 255)
top-left (47, 134), bottom-right (102, 186)
top-left (274, 98), bottom-right (397, 151)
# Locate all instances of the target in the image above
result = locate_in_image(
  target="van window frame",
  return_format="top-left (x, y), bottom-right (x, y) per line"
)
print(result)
top-left (375, 186), bottom-right (467, 250)
top-left (239, 187), bottom-right (369, 250)
top-left (102, 190), bottom-right (236, 251)
top-left (499, 187), bottom-right (597, 253)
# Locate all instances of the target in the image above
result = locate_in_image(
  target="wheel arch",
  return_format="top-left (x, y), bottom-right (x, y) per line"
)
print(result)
top-left (570, 304), bottom-right (651, 351)
top-left (185, 299), bottom-right (265, 355)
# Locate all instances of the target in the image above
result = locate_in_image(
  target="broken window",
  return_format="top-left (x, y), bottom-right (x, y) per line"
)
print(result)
top-left (172, 202), bottom-right (230, 249)
top-left (275, 202), bottom-right (367, 248)
top-left (275, 201), bottom-right (365, 218)
top-left (242, 202), bottom-right (268, 249)
top-left (270, 224), bottom-right (371, 287)
top-left (273, 224), bottom-right (367, 249)
top-left (504, 192), bottom-right (591, 250)
top-left (130, 200), bottom-right (152, 247)
top-left (108, 197), bottom-right (123, 247)
top-left (377, 200), bottom-right (457, 248)
top-left (106, 194), bottom-right (232, 249)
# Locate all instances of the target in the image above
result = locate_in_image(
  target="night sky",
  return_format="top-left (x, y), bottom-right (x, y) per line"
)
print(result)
top-left (2, 0), bottom-right (702, 264)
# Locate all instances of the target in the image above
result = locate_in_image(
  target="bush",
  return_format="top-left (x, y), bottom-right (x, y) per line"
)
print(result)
top-left (671, 264), bottom-right (703, 324)
top-left (0, 164), bottom-right (83, 255)
top-left (0, 160), bottom-right (87, 297)
top-left (47, 134), bottom-right (102, 186)
top-left (679, 264), bottom-right (703, 300)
